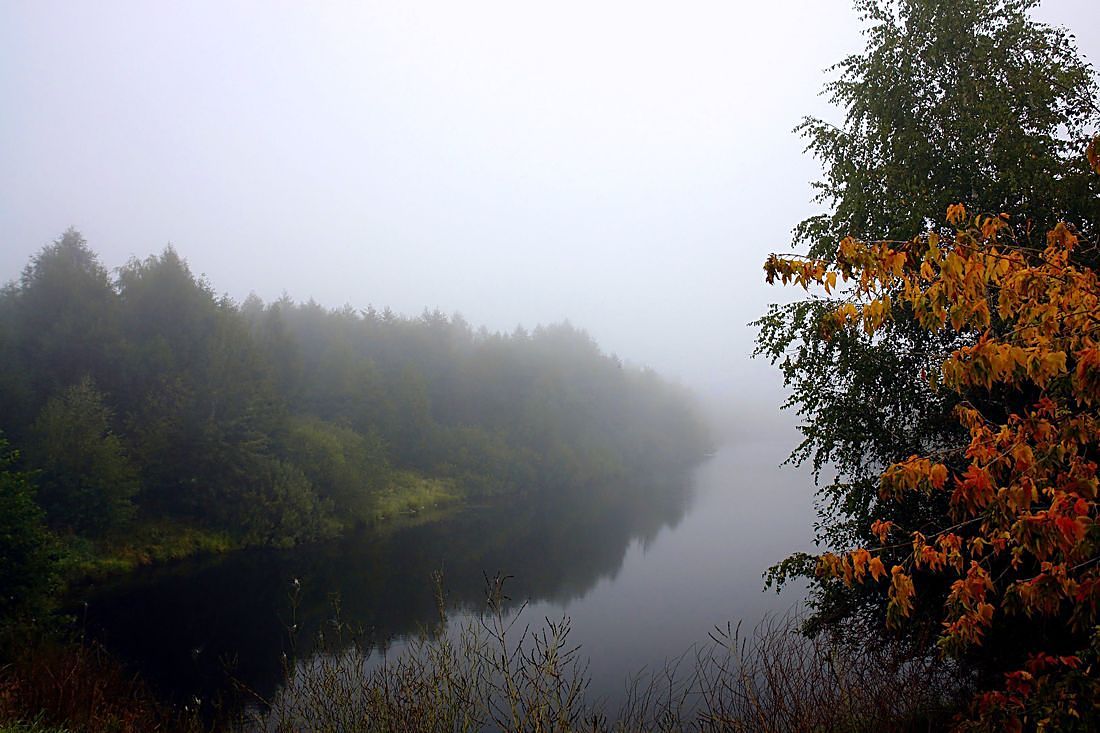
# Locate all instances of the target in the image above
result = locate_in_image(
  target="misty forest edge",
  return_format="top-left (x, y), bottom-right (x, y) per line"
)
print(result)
top-left (0, 230), bottom-right (714, 609)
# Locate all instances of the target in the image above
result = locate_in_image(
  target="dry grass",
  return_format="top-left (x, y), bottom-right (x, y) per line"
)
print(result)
top-left (242, 573), bottom-right (590, 732)
top-left (0, 638), bottom-right (204, 733)
top-left (239, 577), bottom-right (964, 733)
top-left (613, 614), bottom-right (962, 733)
top-left (1, 573), bottom-right (963, 732)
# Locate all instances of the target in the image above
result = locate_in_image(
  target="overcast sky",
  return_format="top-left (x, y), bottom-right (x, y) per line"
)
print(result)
top-left (1, 0), bottom-right (1097, 409)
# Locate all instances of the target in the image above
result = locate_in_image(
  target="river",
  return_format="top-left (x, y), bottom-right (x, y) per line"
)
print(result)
top-left (79, 422), bottom-right (817, 723)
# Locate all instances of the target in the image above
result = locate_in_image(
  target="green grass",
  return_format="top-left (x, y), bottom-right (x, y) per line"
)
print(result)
top-left (58, 473), bottom-right (463, 583)
top-left (56, 473), bottom-right (463, 584)
top-left (371, 471), bottom-right (461, 523)
top-left (58, 521), bottom-right (236, 582)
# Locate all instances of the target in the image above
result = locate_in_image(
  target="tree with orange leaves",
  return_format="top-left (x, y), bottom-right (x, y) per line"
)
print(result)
top-left (765, 143), bottom-right (1100, 726)
top-left (756, 2), bottom-right (1100, 726)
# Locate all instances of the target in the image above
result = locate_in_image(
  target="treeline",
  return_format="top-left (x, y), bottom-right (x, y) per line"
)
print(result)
top-left (0, 231), bottom-right (709, 613)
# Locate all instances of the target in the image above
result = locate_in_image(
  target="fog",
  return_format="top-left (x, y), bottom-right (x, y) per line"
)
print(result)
top-left (1, 0), bottom-right (1096, 414)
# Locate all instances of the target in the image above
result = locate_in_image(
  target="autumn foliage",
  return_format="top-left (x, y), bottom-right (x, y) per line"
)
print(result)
top-left (764, 140), bottom-right (1100, 730)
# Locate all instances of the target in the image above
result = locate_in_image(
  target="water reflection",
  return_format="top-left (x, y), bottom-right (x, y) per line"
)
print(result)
top-left (80, 465), bottom-right (698, 715)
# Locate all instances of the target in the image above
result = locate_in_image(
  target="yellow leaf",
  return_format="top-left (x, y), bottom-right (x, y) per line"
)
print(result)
top-left (946, 203), bottom-right (967, 227)
top-left (929, 463), bottom-right (948, 489)
top-left (869, 556), bottom-right (887, 582)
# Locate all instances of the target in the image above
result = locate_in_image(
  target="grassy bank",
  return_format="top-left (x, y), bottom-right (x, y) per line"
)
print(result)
top-left (58, 471), bottom-right (463, 586)
top-left (1, 475), bottom-right (462, 733)
top-left (58, 522), bottom-right (237, 582)
top-left (369, 471), bottom-right (461, 524)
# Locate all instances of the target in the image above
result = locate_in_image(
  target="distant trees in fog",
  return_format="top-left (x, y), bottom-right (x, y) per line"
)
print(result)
top-left (0, 229), bottom-right (711, 602)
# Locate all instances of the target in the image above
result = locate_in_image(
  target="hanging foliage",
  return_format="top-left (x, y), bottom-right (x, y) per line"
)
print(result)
top-left (765, 141), bottom-right (1100, 728)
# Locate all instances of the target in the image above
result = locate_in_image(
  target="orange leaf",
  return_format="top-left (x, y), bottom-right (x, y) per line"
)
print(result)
top-left (869, 556), bottom-right (887, 582)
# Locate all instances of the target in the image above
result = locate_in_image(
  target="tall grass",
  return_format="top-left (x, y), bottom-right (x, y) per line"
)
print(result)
top-left (0, 636), bottom-right (204, 733)
top-left (243, 573), bottom-right (590, 732)
top-left (240, 576), bottom-right (964, 732)
top-left (613, 615), bottom-right (962, 733)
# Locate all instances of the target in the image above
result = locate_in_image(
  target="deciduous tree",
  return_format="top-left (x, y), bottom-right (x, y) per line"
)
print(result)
top-left (765, 175), bottom-right (1100, 726)
top-left (30, 378), bottom-right (138, 536)
top-left (757, 0), bottom-right (1100, 640)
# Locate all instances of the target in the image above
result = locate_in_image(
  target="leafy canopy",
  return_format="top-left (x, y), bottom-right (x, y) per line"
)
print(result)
top-left (765, 181), bottom-right (1100, 727)
top-left (756, 0), bottom-right (1100, 615)
top-left (0, 437), bottom-right (57, 629)
top-left (798, 0), bottom-right (1100, 256)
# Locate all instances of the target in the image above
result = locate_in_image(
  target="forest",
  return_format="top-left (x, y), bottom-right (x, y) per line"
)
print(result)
top-left (0, 234), bottom-right (710, 627)
top-left (4, 0), bottom-right (1100, 731)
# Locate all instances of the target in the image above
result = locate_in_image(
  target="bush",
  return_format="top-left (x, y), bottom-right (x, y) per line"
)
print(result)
top-left (0, 438), bottom-right (57, 633)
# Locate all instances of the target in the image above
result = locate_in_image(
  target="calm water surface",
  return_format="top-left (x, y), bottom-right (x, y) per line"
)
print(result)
top-left (80, 427), bottom-right (816, 718)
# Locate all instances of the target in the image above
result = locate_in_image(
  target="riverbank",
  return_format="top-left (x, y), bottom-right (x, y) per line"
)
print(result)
top-left (0, 638), bottom-right (206, 733)
top-left (0, 472), bottom-right (467, 732)
top-left (2, 446), bottom-right (961, 732)
top-left (368, 471), bottom-right (461, 524)
top-left (0, 606), bottom-right (957, 733)
top-left (59, 471), bottom-right (463, 586)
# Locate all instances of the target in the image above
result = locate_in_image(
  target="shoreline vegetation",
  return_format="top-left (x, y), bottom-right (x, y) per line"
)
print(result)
top-left (60, 470), bottom-right (463, 585)
top-left (246, 577), bottom-right (962, 733)
top-left (1, 577), bottom-right (962, 733)
top-left (0, 229), bottom-right (710, 591)
top-left (0, 231), bottom-right (712, 731)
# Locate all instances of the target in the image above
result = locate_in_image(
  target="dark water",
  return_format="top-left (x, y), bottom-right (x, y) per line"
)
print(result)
top-left (78, 430), bottom-right (815, 719)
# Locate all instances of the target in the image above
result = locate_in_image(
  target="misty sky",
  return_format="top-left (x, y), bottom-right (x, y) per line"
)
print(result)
top-left (2, 0), bottom-right (1097, 406)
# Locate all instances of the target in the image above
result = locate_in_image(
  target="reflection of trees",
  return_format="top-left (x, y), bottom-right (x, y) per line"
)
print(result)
top-left (80, 468), bottom-right (695, 713)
